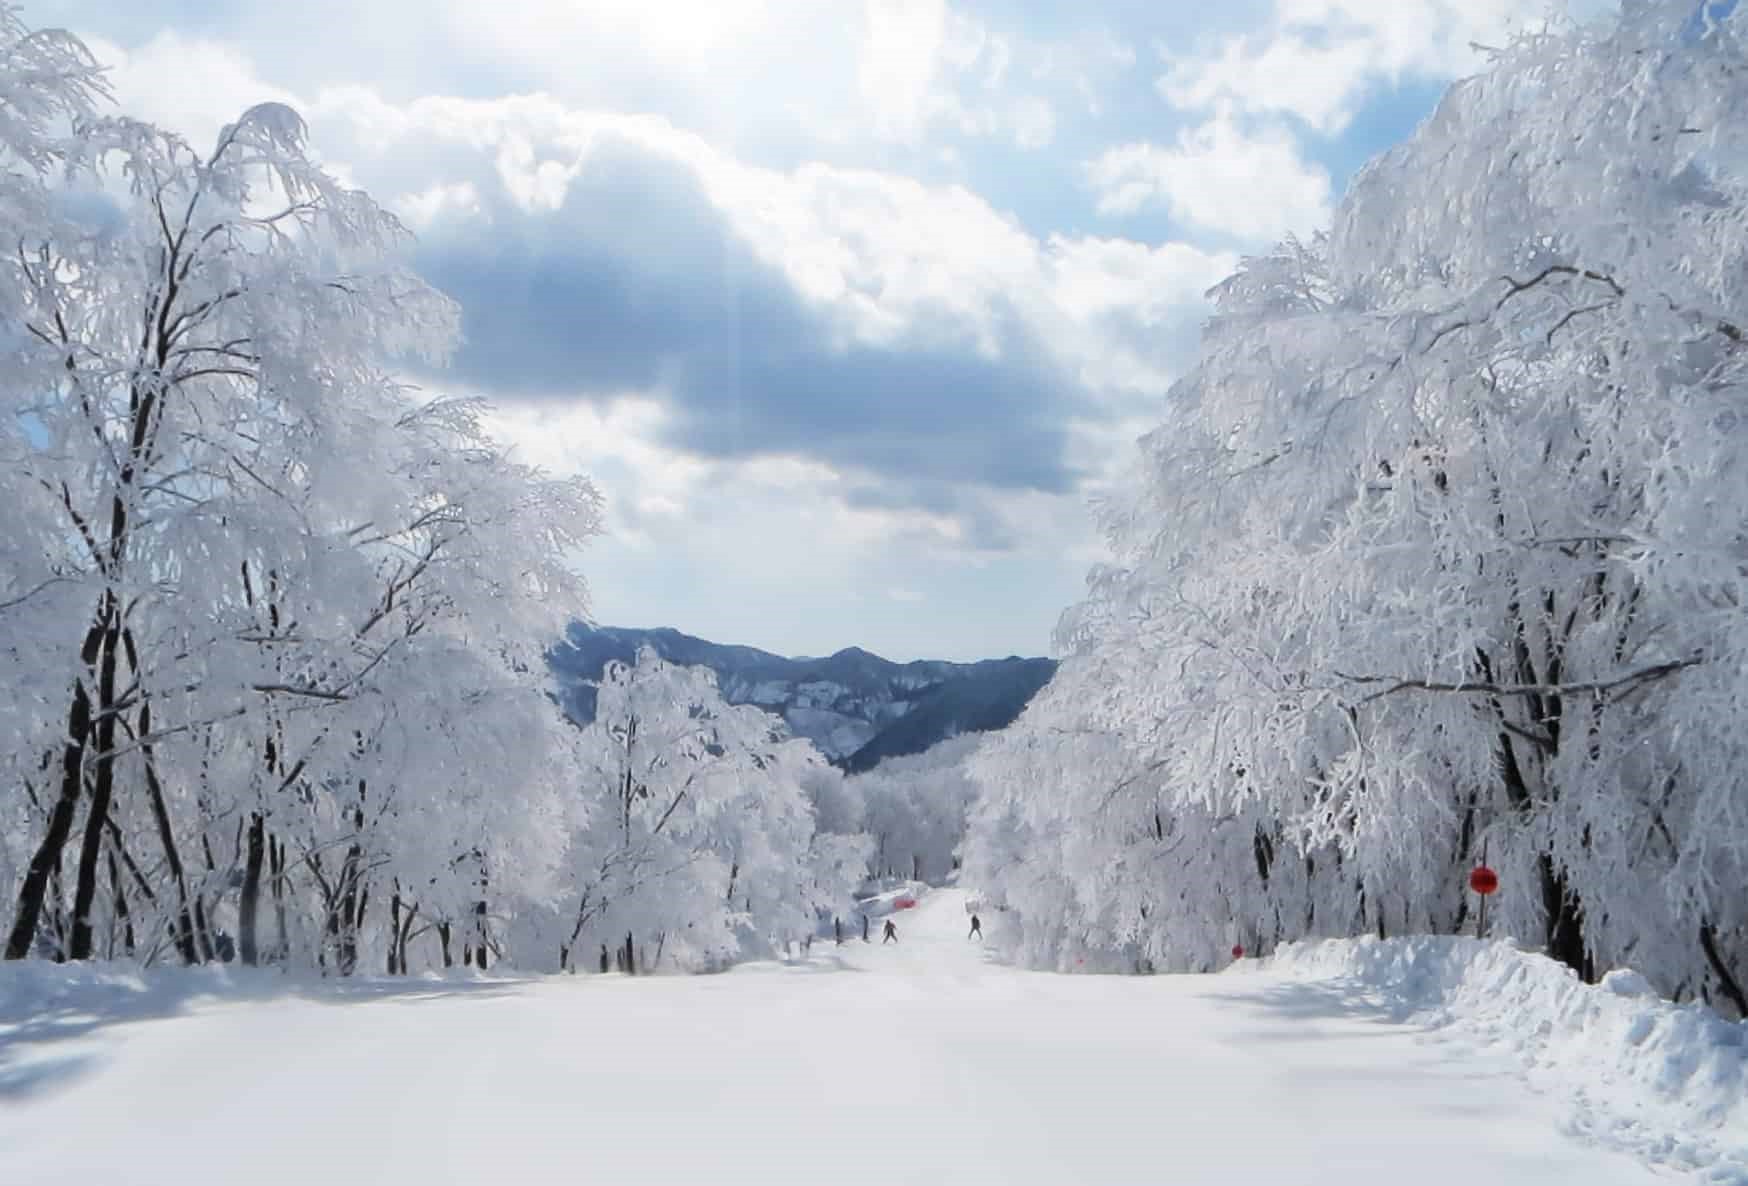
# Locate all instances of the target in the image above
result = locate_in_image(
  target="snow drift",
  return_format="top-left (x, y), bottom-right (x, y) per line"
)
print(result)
top-left (1242, 937), bottom-right (1748, 1181)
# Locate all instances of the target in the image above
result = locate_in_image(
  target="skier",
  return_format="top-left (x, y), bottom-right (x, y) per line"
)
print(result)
top-left (862, 915), bottom-right (870, 943)
top-left (882, 918), bottom-right (898, 944)
top-left (834, 916), bottom-right (843, 946)
top-left (968, 914), bottom-right (982, 940)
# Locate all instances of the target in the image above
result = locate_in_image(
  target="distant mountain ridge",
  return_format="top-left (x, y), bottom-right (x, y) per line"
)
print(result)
top-left (548, 624), bottom-right (1056, 770)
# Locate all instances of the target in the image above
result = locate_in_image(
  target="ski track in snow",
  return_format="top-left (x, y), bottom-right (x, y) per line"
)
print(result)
top-left (0, 889), bottom-right (1708, 1186)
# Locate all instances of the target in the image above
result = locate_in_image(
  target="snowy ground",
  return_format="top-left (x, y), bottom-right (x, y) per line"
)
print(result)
top-left (0, 889), bottom-right (1733, 1185)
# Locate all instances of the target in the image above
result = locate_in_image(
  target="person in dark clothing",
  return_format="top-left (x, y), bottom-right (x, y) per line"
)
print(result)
top-left (882, 918), bottom-right (898, 944)
top-left (834, 916), bottom-right (843, 945)
top-left (862, 915), bottom-right (870, 942)
top-left (968, 914), bottom-right (982, 940)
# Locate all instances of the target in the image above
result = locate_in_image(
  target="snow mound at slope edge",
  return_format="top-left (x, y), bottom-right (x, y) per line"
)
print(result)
top-left (1245, 936), bottom-right (1748, 1182)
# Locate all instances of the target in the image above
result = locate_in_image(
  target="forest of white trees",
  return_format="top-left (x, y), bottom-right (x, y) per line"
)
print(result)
top-left (962, 1), bottom-right (1748, 1017)
top-left (9, 0), bottom-right (1746, 1026)
top-left (849, 735), bottom-right (980, 885)
top-left (0, 9), bottom-right (874, 976)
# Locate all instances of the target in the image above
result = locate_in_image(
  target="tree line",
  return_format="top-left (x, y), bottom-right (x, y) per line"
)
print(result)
top-left (963, 1), bottom-right (1748, 1018)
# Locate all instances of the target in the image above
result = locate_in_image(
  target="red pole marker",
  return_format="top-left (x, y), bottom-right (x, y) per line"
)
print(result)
top-left (1469, 864), bottom-right (1498, 939)
top-left (1231, 944), bottom-right (1244, 960)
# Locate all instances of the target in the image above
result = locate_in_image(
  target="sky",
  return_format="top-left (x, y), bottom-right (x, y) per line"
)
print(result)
top-left (33, 0), bottom-right (1549, 661)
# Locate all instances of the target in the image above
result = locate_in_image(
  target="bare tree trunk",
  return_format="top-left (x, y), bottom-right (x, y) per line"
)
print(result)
top-left (332, 796), bottom-right (367, 976)
top-left (239, 812), bottom-right (265, 965)
top-left (265, 835), bottom-right (288, 963)
top-left (1699, 920), bottom-right (1748, 1018)
top-left (106, 845), bottom-right (133, 957)
top-left (69, 607), bottom-right (120, 960)
top-left (392, 891), bottom-right (418, 975)
top-left (388, 888), bottom-right (402, 976)
top-left (116, 664), bottom-right (200, 966)
top-left (6, 616), bottom-right (105, 959)
top-left (469, 900), bottom-right (488, 970)
top-left (1540, 855), bottom-right (1592, 981)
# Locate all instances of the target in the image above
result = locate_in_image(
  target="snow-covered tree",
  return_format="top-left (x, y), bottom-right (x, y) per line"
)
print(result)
top-left (0, 9), bottom-right (602, 974)
top-left (966, 0), bottom-right (1748, 1015)
top-left (549, 649), bottom-right (866, 973)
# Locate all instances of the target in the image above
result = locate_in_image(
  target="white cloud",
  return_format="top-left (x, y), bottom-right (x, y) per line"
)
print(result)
top-left (483, 398), bottom-right (709, 547)
top-left (237, 82), bottom-right (1229, 406)
top-left (65, 0), bottom-right (1102, 163)
top-left (396, 181), bottom-right (484, 233)
top-left (479, 385), bottom-right (1094, 660)
top-left (1160, 35), bottom-right (1378, 136)
top-left (1087, 116), bottom-right (1332, 244)
top-left (63, 5), bottom-right (1226, 659)
top-left (82, 32), bottom-right (299, 149)
top-left (860, 0), bottom-right (952, 144)
top-left (1046, 236), bottom-right (1235, 328)
top-left (852, 0), bottom-right (1079, 151)
top-left (1160, 0), bottom-right (1520, 135)
top-left (1043, 235), bottom-right (1237, 395)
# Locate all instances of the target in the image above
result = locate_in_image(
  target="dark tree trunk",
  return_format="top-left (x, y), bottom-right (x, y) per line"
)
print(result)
top-left (1253, 827), bottom-right (1274, 885)
top-left (1486, 663), bottom-right (1594, 981)
top-left (332, 796), bottom-right (367, 976)
top-left (1539, 855), bottom-right (1592, 981)
top-left (192, 891), bottom-right (216, 963)
top-left (1699, 921), bottom-right (1748, 1018)
top-left (72, 418), bottom-right (150, 960)
top-left (560, 891), bottom-right (592, 972)
top-left (106, 846), bottom-right (134, 957)
top-left (6, 615), bottom-right (106, 959)
top-left (389, 887), bottom-right (417, 975)
top-left (471, 899), bottom-right (488, 971)
top-left (400, 906), bottom-right (416, 975)
top-left (438, 922), bottom-right (453, 968)
top-left (268, 835), bottom-right (289, 963)
top-left (136, 691), bottom-right (198, 965)
top-left (238, 812), bottom-right (265, 965)
top-left (46, 866), bottom-right (68, 961)
top-left (70, 609), bottom-right (120, 958)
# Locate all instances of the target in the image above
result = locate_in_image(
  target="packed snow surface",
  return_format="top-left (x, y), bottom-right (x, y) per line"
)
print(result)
top-left (2, 889), bottom-right (1737, 1185)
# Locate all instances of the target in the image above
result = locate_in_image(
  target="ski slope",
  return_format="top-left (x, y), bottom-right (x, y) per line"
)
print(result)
top-left (0, 888), bottom-right (1700, 1185)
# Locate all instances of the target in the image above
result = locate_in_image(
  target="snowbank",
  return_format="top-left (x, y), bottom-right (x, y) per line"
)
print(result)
top-left (1244, 936), bottom-right (1748, 1181)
